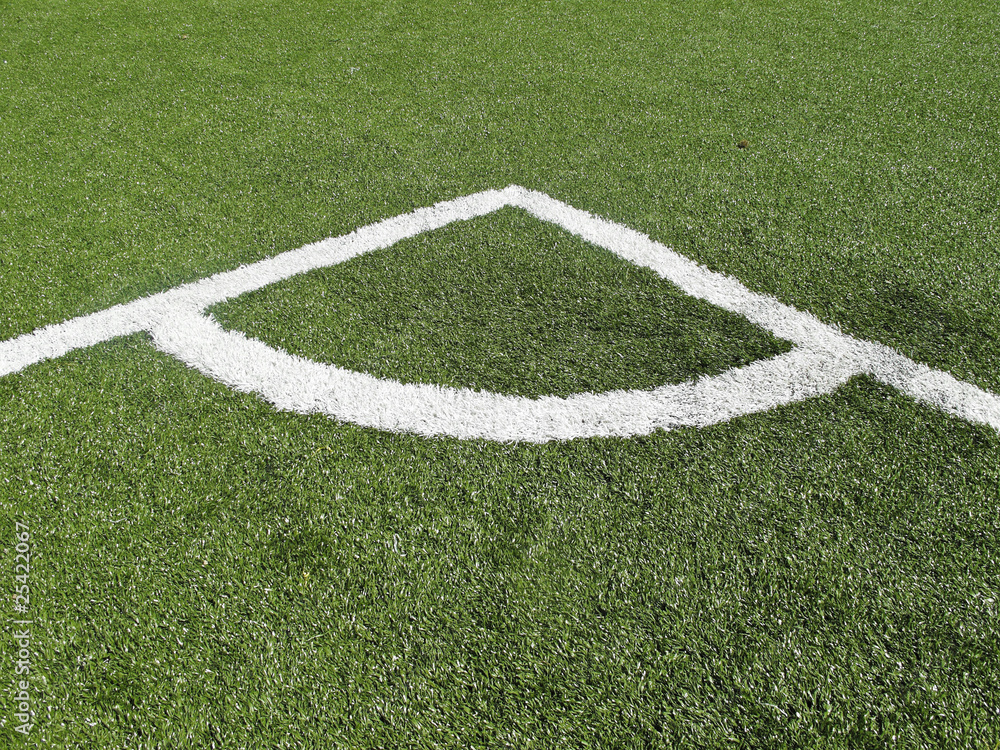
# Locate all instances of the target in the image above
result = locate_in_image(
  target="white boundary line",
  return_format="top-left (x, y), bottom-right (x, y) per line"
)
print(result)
top-left (2, 186), bottom-right (999, 442)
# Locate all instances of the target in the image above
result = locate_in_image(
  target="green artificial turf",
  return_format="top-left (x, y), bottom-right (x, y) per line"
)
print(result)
top-left (2, 0), bottom-right (999, 391)
top-left (212, 207), bottom-right (791, 397)
top-left (2, 0), bottom-right (999, 747)
top-left (1, 338), bottom-right (998, 748)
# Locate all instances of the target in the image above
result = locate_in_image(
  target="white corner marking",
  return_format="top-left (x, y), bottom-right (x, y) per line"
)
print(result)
top-left (2, 186), bottom-right (999, 442)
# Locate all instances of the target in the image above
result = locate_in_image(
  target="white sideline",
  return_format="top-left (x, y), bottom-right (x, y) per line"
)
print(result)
top-left (2, 186), bottom-right (998, 441)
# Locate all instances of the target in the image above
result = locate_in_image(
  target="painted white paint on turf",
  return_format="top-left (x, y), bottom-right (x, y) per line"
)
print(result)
top-left (2, 186), bottom-right (999, 441)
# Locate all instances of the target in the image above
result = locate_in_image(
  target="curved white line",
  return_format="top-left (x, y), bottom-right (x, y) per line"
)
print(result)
top-left (151, 310), bottom-right (864, 442)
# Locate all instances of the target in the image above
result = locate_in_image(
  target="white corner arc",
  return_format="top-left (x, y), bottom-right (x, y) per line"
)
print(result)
top-left (2, 186), bottom-right (999, 442)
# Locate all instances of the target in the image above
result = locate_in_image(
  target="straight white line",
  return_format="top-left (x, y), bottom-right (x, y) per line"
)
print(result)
top-left (0, 304), bottom-right (150, 378)
top-left (861, 341), bottom-right (1000, 431)
top-left (512, 186), bottom-right (1000, 433)
top-left (510, 186), bottom-right (842, 349)
top-left (0, 189), bottom-right (514, 377)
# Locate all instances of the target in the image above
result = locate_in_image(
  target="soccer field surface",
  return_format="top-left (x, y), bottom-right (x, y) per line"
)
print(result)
top-left (2, 1), bottom-right (998, 747)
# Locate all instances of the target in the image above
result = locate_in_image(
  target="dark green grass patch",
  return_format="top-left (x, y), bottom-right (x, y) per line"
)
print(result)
top-left (212, 207), bottom-right (791, 397)
top-left (1, 339), bottom-right (998, 748)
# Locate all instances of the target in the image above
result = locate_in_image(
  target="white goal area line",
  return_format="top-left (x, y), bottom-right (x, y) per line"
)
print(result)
top-left (2, 185), bottom-right (998, 442)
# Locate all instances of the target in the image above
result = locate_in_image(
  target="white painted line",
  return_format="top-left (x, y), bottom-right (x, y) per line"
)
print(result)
top-left (2, 186), bottom-right (998, 441)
